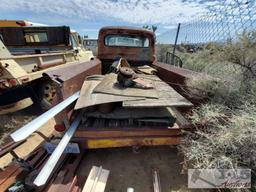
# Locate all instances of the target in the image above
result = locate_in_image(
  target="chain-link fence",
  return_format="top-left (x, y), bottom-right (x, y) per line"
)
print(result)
top-left (157, 0), bottom-right (256, 44)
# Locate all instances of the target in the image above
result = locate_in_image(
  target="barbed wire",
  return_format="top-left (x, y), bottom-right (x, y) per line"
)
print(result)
top-left (157, 0), bottom-right (256, 44)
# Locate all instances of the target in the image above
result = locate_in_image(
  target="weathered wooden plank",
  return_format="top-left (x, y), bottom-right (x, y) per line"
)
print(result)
top-left (93, 73), bottom-right (159, 98)
top-left (123, 75), bottom-right (193, 108)
top-left (167, 107), bottom-right (191, 128)
top-left (0, 165), bottom-right (24, 192)
top-left (136, 65), bottom-right (157, 75)
top-left (75, 79), bottom-right (142, 110)
top-left (82, 166), bottom-right (109, 192)
top-left (123, 98), bottom-right (193, 108)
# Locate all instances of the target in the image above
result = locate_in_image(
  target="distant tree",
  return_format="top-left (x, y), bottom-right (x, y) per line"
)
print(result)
top-left (142, 25), bottom-right (149, 30)
top-left (152, 25), bottom-right (157, 32)
top-left (143, 25), bottom-right (157, 33)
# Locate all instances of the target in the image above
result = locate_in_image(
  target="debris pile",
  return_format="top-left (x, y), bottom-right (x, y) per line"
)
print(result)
top-left (75, 58), bottom-right (192, 129)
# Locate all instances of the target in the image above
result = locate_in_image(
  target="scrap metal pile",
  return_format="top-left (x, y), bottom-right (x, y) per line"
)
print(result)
top-left (75, 58), bottom-right (192, 129)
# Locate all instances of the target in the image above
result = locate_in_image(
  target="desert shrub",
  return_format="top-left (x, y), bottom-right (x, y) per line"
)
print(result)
top-left (181, 103), bottom-right (256, 191)
top-left (182, 103), bottom-right (256, 168)
top-left (156, 44), bottom-right (172, 62)
top-left (180, 32), bottom-right (256, 191)
top-left (182, 32), bottom-right (256, 107)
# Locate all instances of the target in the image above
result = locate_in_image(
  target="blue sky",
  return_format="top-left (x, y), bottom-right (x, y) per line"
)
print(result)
top-left (0, 0), bottom-right (221, 38)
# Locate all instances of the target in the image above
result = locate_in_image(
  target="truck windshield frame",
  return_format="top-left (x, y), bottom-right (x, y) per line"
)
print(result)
top-left (104, 35), bottom-right (149, 48)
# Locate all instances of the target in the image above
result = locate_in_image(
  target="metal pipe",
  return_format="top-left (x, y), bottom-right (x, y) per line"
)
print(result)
top-left (33, 113), bottom-right (82, 186)
top-left (10, 91), bottom-right (80, 142)
top-left (171, 23), bottom-right (181, 65)
top-left (153, 169), bottom-right (161, 192)
top-left (127, 188), bottom-right (134, 192)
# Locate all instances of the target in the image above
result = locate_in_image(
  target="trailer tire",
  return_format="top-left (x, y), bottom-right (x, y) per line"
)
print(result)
top-left (38, 80), bottom-right (57, 110)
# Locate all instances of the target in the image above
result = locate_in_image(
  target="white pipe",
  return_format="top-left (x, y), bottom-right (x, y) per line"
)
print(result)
top-left (10, 91), bottom-right (80, 142)
top-left (127, 188), bottom-right (134, 192)
top-left (33, 113), bottom-right (82, 186)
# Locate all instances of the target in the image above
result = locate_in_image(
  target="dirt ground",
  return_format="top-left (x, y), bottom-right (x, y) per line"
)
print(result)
top-left (77, 146), bottom-right (198, 192)
top-left (0, 105), bottom-right (204, 191)
top-left (0, 104), bottom-right (42, 145)
top-left (0, 104), bottom-right (56, 168)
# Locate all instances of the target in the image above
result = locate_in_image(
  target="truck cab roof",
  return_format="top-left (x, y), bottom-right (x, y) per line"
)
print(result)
top-left (97, 26), bottom-right (156, 67)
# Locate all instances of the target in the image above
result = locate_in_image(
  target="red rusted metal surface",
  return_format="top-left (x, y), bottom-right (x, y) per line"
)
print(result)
top-left (38, 58), bottom-right (65, 69)
top-left (75, 127), bottom-right (181, 139)
top-left (0, 146), bottom-right (49, 191)
top-left (0, 164), bottom-right (25, 192)
top-left (98, 26), bottom-right (156, 63)
top-left (43, 59), bottom-right (102, 124)
top-left (152, 62), bottom-right (207, 104)
top-left (44, 59), bottom-right (102, 100)
top-left (152, 62), bottom-right (198, 85)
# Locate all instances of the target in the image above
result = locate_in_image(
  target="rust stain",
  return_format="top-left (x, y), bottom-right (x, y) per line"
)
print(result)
top-left (97, 26), bottom-right (156, 64)
top-left (82, 137), bottom-right (181, 149)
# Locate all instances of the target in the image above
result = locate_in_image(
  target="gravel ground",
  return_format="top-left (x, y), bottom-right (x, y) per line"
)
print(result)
top-left (0, 104), bottom-right (42, 146)
top-left (77, 146), bottom-right (200, 192)
top-left (0, 105), bottom-right (203, 191)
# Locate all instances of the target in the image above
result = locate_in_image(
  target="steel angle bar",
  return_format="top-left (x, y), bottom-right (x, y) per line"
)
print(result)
top-left (10, 91), bottom-right (80, 142)
top-left (33, 112), bottom-right (82, 186)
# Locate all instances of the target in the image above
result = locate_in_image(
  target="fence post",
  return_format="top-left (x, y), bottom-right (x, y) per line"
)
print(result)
top-left (171, 23), bottom-right (181, 65)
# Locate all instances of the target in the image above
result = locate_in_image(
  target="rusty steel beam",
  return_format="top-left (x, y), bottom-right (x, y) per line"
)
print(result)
top-left (153, 62), bottom-right (198, 84)
top-left (75, 127), bottom-right (181, 139)
top-left (77, 136), bottom-right (181, 149)
top-left (44, 59), bottom-right (102, 100)
top-left (44, 59), bottom-right (101, 124)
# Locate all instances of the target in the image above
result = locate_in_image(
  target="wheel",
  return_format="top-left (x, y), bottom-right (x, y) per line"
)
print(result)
top-left (38, 80), bottom-right (57, 110)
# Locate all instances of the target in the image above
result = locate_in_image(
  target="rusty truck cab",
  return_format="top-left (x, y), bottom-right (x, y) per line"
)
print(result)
top-left (97, 26), bottom-right (156, 74)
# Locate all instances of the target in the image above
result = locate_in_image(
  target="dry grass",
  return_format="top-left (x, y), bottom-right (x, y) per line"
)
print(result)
top-left (176, 32), bottom-right (256, 191)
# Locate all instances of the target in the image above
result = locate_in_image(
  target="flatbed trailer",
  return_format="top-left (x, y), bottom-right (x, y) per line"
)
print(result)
top-left (43, 60), bottom-right (194, 150)
top-left (0, 26), bottom-right (204, 191)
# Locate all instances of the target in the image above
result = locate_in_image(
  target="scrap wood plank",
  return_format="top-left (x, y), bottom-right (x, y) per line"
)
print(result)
top-left (123, 75), bottom-right (193, 108)
top-left (75, 80), bottom-right (142, 110)
top-left (82, 166), bottom-right (109, 192)
top-left (93, 73), bottom-right (159, 98)
top-left (167, 107), bottom-right (191, 128)
top-left (46, 152), bottom-right (84, 192)
top-left (136, 65), bottom-right (157, 75)
top-left (0, 164), bottom-right (24, 192)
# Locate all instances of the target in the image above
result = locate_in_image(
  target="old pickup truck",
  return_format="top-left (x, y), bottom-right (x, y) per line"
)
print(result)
top-left (0, 22), bottom-right (94, 113)
top-left (5, 26), bottom-right (199, 190)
